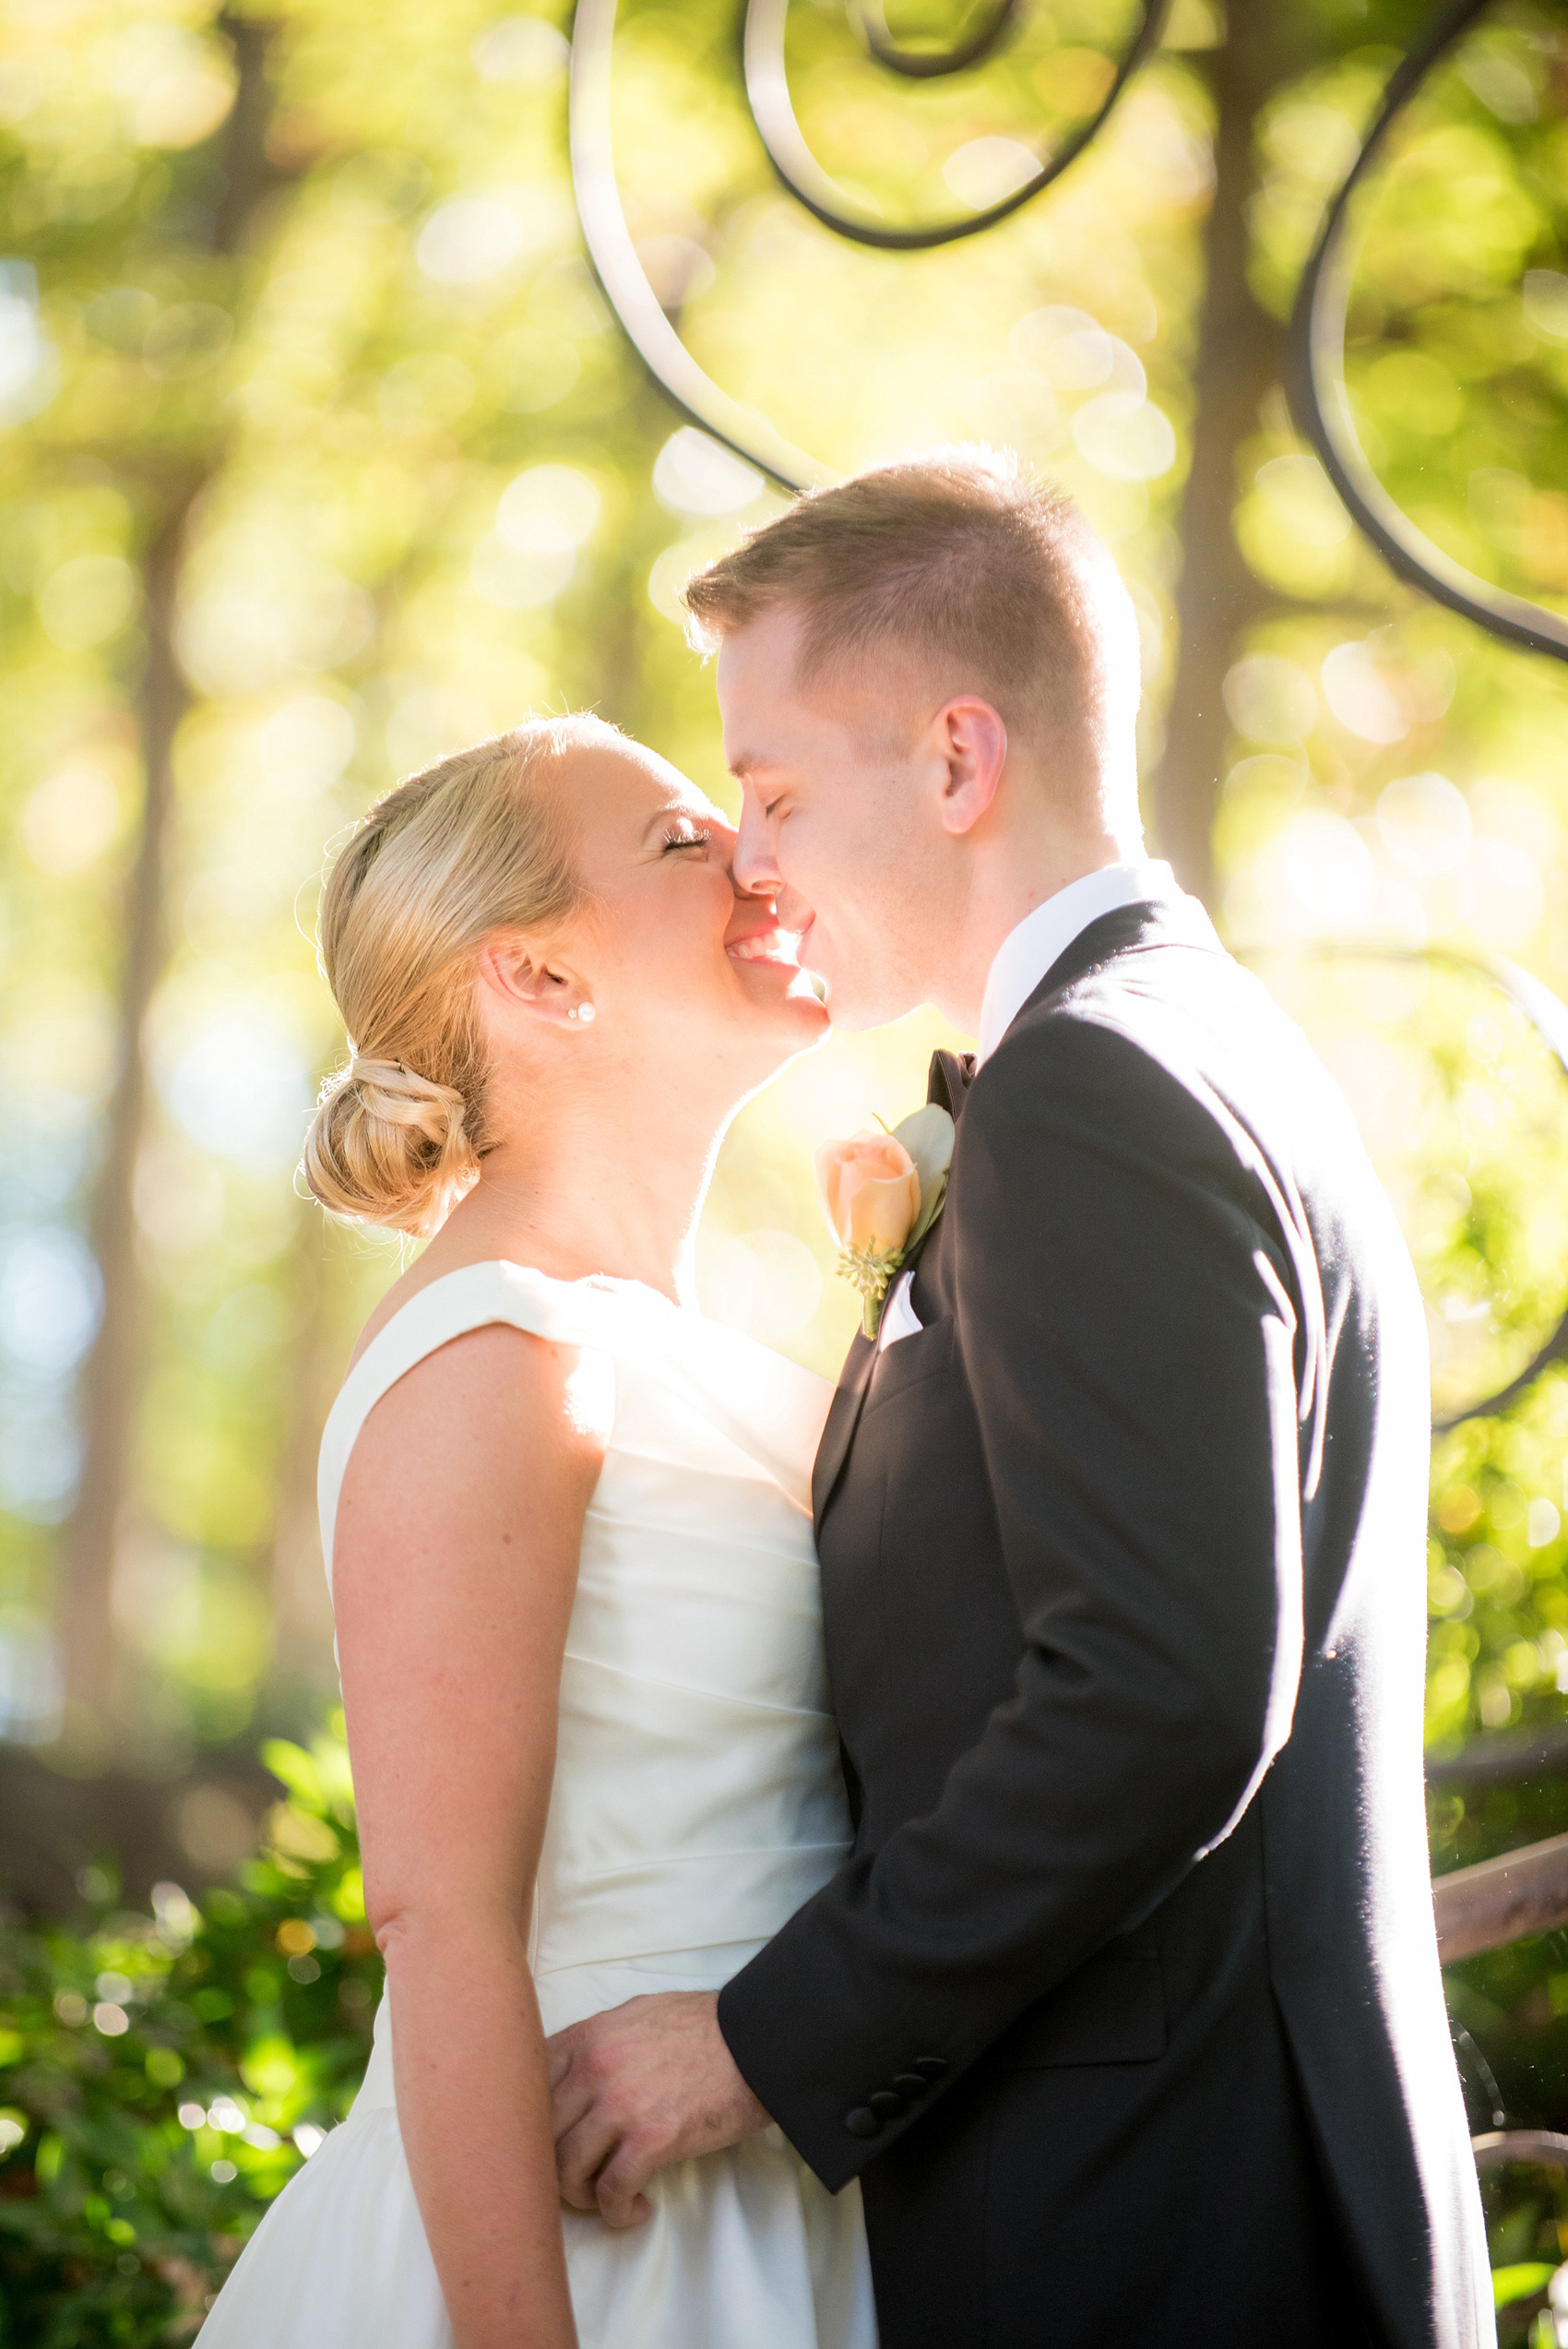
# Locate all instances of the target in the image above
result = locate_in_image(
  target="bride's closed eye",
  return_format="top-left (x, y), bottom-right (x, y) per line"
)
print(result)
top-left (662, 825), bottom-right (712, 853)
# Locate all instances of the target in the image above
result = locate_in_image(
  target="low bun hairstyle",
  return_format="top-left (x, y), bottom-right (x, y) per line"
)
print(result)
top-left (303, 716), bottom-right (607, 1238)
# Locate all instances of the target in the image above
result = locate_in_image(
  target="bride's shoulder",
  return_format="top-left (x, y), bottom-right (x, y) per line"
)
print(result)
top-left (343, 1254), bottom-right (593, 1378)
top-left (328, 1259), bottom-right (613, 1494)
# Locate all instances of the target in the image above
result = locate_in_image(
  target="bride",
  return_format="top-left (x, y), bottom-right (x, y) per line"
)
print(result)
top-left (198, 715), bottom-right (876, 2349)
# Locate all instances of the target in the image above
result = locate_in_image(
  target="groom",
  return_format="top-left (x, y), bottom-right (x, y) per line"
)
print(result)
top-left (548, 451), bottom-right (1492, 2345)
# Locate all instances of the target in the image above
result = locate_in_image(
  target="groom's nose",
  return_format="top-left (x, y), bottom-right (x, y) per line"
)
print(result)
top-left (732, 792), bottom-right (779, 896)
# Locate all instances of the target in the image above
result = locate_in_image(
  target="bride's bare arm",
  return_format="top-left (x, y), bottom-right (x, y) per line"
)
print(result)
top-left (332, 1323), bottom-right (604, 2349)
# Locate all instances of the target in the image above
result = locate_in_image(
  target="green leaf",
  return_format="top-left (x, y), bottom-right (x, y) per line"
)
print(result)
top-left (1493, 2261), bottom-right (1557, 2309)
top-left (330, 1868), bottom-right (367, 1924)
top-left (262, 1740), bottom-right (326, 1809)
top-left (240, 2034), bottom-right (300, 2100)
top-left (906, 1169), bottom-right (948, 1254)
top-left (891, 1104), bottom-right (955, 1202)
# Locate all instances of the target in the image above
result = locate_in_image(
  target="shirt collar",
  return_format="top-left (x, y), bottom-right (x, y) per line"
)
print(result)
top-left (975, 859), bottom-right (1179, 1065)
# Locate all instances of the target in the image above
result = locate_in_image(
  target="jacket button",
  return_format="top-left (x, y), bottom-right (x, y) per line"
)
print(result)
top-left (844, 2105), bottom-right (882, 2139)
top-left (868, 2089), bottom-right (903, 2118)
top-left (891, 2073), bottom-right (926, 2098)
top-left (913, 2056), bottom-right (948, 2080)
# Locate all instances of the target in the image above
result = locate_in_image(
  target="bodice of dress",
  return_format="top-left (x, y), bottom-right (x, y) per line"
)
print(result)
top-left (316, 1261), bottom-right (849, 2034)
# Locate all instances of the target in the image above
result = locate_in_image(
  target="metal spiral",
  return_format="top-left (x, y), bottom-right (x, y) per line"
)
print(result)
top-left (568, 0), bottom-right (832, 491)
top-left (1288, 0), bottom-right (1568, 667)
top-left (571, 0), bottom-right (1568, 664)
top-left (743, 0), bottom-right (1169, 250)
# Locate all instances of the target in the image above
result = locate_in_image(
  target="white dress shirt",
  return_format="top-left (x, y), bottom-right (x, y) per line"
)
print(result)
top-left (878, 859), bottom-right (1179, 1351)
top-left (975, 858), bottom-right (1178, 1065)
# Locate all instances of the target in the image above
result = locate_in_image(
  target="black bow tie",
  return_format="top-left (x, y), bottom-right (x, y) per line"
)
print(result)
top-left (928, 1049), bottom-right (976, 1121)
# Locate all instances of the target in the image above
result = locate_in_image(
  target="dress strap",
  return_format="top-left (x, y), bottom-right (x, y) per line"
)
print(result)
top-left (316, 1261), bottom-right (618, 1585)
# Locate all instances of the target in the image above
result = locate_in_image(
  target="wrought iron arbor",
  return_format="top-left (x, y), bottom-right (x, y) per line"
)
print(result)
top-left (570, 0), bottom-right (1568, 673)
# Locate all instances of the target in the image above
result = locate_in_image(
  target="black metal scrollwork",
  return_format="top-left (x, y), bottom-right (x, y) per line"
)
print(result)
top-left (1287, 0), bottom-right (1568, 667)
top-left (855, 0), bottom-right (1020, 78)
top-left (573, 0), bottom-right (1568, 653)
top-left (568, 0), bottom-right (1167, 487)
top-left (743, 0), bottom-right (1168, 250)
top-left (569, 0), bottom-right (833, 490)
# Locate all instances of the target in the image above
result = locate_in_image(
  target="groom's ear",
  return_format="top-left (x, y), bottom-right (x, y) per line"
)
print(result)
top-left (477, 936), bottom-right (584, 1026)
top-left (934, 697), bottom-right (1008, 838)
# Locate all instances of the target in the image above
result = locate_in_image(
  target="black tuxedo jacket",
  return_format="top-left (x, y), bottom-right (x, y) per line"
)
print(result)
top-left (719, 896), bottom-right (1491, 2349)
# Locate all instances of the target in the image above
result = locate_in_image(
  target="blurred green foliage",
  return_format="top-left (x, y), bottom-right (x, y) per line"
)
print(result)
top-left (0, 1718), bottom-right (377, 2344)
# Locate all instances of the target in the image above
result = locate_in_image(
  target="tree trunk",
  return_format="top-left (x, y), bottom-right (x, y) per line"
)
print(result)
top-left (59, 513), bottom-right (190, 1752)
top-left (1150, 10), bottom-right (1291, 909)
top-left (267, 1216), bottom-right (342, 1705)
top-left (55, 17), bottom-right (282, 1751)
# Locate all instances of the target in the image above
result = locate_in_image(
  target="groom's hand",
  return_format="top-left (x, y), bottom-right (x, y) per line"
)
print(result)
top-left (547, 1991), bottom-right (770, 2228)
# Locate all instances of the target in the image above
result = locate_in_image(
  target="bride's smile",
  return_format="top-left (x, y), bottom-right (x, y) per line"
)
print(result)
top-left (724, 916), bottom-right (802, 972)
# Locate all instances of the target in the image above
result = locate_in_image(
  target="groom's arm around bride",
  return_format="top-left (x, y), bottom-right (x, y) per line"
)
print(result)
top-left (549, 451), bottom-right (1494, 2349)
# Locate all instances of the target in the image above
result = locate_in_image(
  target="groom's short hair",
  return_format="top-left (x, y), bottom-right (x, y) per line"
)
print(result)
top-left (683, 446), bottom-right (1141, 785)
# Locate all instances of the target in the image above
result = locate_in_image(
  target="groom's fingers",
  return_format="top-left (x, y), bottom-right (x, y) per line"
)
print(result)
top-left (555, 2106), bottom-right (626, 2210)
top-left (555, 2123), bottom-right (608, 2209)
top-left (594, 2142), bottom-right (656, 2230)
top-left (547, 2049), bottom-right (598, 2141)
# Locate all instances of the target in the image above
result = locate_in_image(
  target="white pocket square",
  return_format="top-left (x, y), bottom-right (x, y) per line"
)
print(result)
top-left (877, 1272), bottom-right (923, 1352)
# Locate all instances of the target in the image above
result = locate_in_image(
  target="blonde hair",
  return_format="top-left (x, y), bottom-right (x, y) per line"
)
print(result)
top-left (683, 446), bottom-right (1141, 812)
top-left (303, 716), bottom-right (607, 1238)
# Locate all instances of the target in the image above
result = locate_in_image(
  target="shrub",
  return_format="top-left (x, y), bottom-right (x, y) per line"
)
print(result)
top-left (0, 1714), bottom-right (379, 2347)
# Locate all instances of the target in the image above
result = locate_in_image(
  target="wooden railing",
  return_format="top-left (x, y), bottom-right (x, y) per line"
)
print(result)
top-left (1434, 1832), bottom-right (1568, 1966)
top-left (1431, 1716), bottom-right (1568, 1968)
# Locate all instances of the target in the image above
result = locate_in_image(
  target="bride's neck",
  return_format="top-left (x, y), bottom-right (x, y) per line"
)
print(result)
top-left (430, 1085), bottom-right (724, 1306)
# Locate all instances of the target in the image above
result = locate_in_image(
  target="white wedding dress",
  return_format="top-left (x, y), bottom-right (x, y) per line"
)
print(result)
top-left (200, 1260), bottom-right (876, 2348)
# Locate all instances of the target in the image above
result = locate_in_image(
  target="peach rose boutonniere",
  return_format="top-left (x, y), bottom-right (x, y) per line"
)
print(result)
top-left (814, 1103), bottom-right (956, 1339)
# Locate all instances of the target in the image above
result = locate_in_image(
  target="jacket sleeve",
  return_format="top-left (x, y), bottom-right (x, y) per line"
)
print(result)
top-left (716, 1012), bottom-right (1311, 2190)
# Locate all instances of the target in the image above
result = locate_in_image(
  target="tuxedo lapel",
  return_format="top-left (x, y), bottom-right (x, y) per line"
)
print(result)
top-left (811, 1330), bottom-right (876, 1524)
top-left (812, 896), bottom-right (1219, 1534)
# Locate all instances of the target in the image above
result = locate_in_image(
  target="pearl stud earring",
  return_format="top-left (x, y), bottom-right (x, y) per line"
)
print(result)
top-left (567, 1002), bottom-right (596, 1025)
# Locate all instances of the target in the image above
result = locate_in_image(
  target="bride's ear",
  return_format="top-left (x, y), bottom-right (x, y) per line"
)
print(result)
top-left (477, 938), bottom-right (595, 1030)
